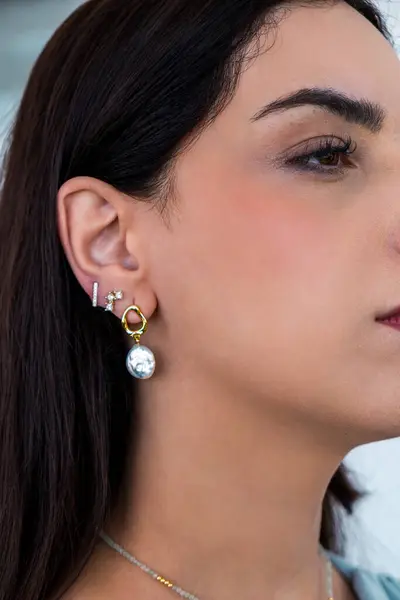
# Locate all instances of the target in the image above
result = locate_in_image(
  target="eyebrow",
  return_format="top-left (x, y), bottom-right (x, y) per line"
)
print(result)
top-left (251, 87), bottom-right (385, 133)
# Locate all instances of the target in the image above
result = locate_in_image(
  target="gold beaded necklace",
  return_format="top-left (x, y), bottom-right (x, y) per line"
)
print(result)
top-left (100, 531), bottom-right (334, 599)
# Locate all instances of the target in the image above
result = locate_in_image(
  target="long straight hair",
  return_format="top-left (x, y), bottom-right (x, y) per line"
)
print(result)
top-left (0, 1), bottom-right (391, 598)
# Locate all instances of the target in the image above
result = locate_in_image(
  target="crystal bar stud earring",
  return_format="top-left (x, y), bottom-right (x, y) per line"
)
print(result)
top-left (92, 282), bottom-right (99, 307)
top-left (105, 290), bottom-right (124, 312)
top-left (121, 305), bottom-right (156, 379)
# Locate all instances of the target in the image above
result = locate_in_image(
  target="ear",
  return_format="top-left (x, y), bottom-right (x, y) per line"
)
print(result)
top-left (57, 176), bottom-right (157, 323)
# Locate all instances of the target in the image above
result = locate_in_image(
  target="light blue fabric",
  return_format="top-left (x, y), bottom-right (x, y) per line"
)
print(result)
top-left (327, 551), bottom-right (400, 599)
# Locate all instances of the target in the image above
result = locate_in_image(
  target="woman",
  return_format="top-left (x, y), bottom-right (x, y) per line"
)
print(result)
top-left (1, 0), bottom-right (400, 598)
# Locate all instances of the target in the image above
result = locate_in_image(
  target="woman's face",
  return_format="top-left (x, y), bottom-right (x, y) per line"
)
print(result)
top-left (129, 3), bottom-right (400, 441)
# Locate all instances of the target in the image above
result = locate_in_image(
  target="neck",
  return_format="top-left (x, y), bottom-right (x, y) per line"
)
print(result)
top-left (108, 372), bottom-right (350, 600)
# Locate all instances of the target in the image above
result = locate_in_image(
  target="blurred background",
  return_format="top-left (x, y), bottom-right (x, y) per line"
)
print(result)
top-left (1, 0), bottom-right (400, 576)
top-left (0, 0), bottom-right (81, 138)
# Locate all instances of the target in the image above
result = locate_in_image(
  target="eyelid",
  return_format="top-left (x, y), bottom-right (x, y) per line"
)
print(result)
top-left (281, 134), bottom-right (356, 159)
top-left (274, 133), bottom-right (359, 176)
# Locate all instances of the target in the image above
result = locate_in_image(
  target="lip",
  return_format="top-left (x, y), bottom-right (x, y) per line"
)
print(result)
top-left (376, 305), bottom-right (400, 322)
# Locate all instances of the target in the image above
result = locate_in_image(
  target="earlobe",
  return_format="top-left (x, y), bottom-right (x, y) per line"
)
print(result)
top-left (92, 282), bottom-right (158, 328)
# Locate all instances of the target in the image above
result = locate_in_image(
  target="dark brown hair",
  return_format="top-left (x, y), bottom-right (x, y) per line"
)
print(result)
top-left (0, 1), bottom-right (391, 598)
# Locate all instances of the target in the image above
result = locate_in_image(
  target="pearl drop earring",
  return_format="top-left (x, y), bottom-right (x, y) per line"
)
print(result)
top-left (121, 305), bottom-right (156, 379)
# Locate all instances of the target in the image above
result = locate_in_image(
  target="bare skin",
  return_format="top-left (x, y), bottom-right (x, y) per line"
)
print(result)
top-left (58, 3), bottom-right (400, 599)
top-left (62, 539), bottom-right (358, 600)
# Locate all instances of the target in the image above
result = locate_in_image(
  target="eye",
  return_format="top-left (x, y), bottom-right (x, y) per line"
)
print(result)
top-left (285, 135), bottom-right (357, 174)
top-left (308, 150), bottom-right (345, 167)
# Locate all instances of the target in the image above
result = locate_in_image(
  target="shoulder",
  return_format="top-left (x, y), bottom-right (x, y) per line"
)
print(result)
top-left (327, 551), bottom-right (400, 600)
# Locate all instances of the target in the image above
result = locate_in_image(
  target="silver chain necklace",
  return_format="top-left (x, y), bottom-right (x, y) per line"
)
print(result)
top-left (100, 531), bottom-right (334, 600)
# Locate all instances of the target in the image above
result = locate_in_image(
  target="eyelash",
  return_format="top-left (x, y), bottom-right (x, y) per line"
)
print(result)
top-left (285, 134), bottom-right (358, 174)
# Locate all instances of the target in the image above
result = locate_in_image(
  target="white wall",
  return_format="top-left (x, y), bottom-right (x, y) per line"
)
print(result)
top-left (380, 0), bottom-right (400, 49)
top-left (344, 439), bottom-right (400, 575)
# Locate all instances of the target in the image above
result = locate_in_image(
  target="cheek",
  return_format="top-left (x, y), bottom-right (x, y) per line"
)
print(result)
top-left (150, 157), bottom-right (366, 410)
top-left (169, 122), bottom-right (338, 311)
top-left (178, 173), bottom-right (338, 322)
top-left (154, 142), bottom-right (350, 371)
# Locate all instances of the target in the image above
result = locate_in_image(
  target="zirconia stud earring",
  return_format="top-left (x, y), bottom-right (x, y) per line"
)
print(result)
top-left (121, 305), bottom-right (156, 379)
top-left (105, 290), bottom-right (124, 312)
top-left (92, 282), bottom-right (99, 307)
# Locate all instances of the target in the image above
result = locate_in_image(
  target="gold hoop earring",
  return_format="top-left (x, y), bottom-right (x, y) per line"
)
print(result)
top-left (121, 305), bottom-right (156, 379)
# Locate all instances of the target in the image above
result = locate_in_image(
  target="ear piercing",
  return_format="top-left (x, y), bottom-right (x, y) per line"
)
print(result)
top-left (105, 290), bottom-right (124, 312)
top-left (91, 282), bottom-right (155, 379)
top-left (92, 282), bottom-right (99, 307)
top-left (92, 283), bottom-right (123, 312)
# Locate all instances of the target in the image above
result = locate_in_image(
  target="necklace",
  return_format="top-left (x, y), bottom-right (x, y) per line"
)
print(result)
top-left (100, 531), bottom-right (334, 600)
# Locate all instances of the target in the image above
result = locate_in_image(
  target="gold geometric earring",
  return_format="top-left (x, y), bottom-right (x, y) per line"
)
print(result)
top-left (121, 305), bottom-right (156, 379)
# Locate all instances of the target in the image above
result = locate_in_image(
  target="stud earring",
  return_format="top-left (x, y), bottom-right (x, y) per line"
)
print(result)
top-left (92, 282), bottom-right (99, 307)
top-left (121, 305), bottom-right (156, 379)
top-left (105, 290), bottom-right (124, 312)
